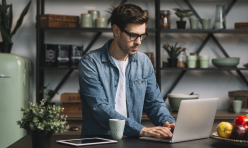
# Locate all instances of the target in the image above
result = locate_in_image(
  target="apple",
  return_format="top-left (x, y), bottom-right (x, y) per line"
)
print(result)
top-left (233, 115), bottom-right (248, 130)
top-left (231, 125), bottom-right (246, 140)
top-left (217, 122), bottom-right (233, 138)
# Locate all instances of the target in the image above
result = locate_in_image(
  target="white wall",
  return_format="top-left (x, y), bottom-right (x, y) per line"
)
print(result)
top-left (5, 0), bottom-right (248, 110)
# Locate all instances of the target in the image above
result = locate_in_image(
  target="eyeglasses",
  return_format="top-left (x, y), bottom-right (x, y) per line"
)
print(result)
top-left (119, 27), bottom-right (148, 41)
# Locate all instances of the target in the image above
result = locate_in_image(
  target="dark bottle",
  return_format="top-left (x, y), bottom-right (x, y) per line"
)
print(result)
top-left (70, 45), bottom-right (84, 67)
top-left (56, 45), bottom-right (70, 67)
top-left (44, 44), bottom-right (57, 67)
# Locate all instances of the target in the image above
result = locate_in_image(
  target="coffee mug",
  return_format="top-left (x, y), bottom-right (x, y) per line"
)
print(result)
top-left (109, 119), bottom-right (125, 140)
top-left (95, 18), bottom-right (108, 28)
top-left (81, 13), bottom-right (92, 28)
top-left (233, 100), bottom-right (242, 114)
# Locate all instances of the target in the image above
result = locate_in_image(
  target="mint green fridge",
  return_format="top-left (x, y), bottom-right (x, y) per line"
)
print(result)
top-left (0, 53), bottom-right (33, 148)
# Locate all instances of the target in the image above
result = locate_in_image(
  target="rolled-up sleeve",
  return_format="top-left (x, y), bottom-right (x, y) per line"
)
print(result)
top-left (79, 57), bottom-right (144, 137)
top-left (143, 61), bottom-right (176, 126)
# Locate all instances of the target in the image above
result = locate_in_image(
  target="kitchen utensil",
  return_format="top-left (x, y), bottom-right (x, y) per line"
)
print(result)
top-left (212, 58), bottom-right (239, 68)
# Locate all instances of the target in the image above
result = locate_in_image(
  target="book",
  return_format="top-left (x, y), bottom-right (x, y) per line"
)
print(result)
top-left (234, 22), bottom-right (248, 30)
top-left (40, 20), bottom-right (79, 28)
top-left (40, 14), bottom-right (79, 23)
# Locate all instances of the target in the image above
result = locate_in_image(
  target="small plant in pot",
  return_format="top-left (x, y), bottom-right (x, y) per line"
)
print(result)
top-left (17, 99), bottom-right (69, 148)
top-left (163, 43), bottom-right (184, 67)
top-left (173, 8), bottom-right (194, 29)
top-left (0, 0), bottom-right (32, 53)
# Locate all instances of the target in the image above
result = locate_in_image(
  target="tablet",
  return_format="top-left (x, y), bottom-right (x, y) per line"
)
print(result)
top-left (56, 137), bottom-right (118, 146)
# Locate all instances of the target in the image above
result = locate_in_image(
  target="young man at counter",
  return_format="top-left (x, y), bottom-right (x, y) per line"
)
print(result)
top-left (78, 4), bottom-right (175, 139)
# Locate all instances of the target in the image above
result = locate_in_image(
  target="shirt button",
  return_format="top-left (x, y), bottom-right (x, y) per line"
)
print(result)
top-left (115, 85), bottom-right (117, 87)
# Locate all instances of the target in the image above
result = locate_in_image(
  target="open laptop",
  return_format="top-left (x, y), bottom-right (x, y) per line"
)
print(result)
top-left (139, 98), bottom-right (219, 143)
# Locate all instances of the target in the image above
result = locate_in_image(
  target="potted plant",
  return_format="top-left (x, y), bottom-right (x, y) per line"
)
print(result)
top-left (173, 8), bottom-right (194, 29)
top-left (163, 43), bottom-right (184, 67)
top-left (17, 99), bottom-right (69, 148)
top-left (0, 0), bottom-right (32, 53)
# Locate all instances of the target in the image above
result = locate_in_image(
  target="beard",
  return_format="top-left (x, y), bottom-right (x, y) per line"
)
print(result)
top-left (117, 36), bottom-right (140, 55)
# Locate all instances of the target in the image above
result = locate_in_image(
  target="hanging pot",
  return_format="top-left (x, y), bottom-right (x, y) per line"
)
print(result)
top-left (176, 21), bottom-right (186, 29)
top-left (30, 131), bottom-right (52, 148)
top-left (168, 58), bottom-right (178, 68)
top-left (0, 42), bottom-right (13, 53)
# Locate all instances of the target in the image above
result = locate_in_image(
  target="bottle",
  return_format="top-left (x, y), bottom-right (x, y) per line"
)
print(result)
top-left (177, 47), bottom-right (187, 68)
top-left (144, 10), bottom-right (149, 28)
top-left (144, 52), bottom-right (154, 67)
top-left (160, 10), bottom-right (171, 29)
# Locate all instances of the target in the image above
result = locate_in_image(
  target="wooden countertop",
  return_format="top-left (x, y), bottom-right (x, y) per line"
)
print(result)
top-left (63, 110), bottom-right (247, 121)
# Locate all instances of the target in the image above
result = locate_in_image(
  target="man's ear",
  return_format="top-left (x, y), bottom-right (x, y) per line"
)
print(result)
top-left (112, 24), bottom-right (120, 37)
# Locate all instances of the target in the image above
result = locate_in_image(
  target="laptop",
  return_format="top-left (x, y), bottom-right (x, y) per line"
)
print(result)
top-left (139, 98), bottom-right (219, 143)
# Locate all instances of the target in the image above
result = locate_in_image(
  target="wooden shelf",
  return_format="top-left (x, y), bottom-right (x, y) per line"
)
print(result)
top-left (64, 110), bottom-right (244, 121)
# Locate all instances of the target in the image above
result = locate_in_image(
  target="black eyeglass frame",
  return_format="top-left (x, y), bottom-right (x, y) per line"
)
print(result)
top-left (119, 27), bottom-right (148, 41)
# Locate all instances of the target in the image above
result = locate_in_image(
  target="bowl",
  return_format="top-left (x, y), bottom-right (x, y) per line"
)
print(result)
top-left (212, 57), bottom-right (240, 61)
top-left (168, 94), bottom-right (199, 111)
top-left (212, 59), bottom-right (239, 68)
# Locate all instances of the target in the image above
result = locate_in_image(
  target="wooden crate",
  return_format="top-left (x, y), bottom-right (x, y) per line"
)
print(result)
top-left (61, 93), bottom-right (81, 114)
top-left (234, 22), bottom-right (248, 30)
top-left (228, 90), bottom-right (248, 112)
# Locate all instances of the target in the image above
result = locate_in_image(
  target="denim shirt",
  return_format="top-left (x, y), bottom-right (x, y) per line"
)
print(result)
top-left (78, 39), bottom-right (175, 137)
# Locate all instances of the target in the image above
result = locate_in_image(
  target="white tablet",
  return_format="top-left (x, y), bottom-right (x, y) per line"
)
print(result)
top-left (56, 137), bottom-right (118, 146)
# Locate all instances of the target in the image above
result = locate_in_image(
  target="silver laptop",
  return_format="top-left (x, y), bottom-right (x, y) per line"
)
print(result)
top-left (139, 98), bottom-right (219, 143)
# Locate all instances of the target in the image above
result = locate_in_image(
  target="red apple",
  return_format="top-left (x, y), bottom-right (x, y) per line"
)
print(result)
top-left (231, 125), bottom-right (246, 140)
top-left (233, 115), bottom-right (248, 130)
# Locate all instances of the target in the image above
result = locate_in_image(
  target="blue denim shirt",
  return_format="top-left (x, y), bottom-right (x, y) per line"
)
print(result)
top-left (78, 39), bottom-right (175, 137)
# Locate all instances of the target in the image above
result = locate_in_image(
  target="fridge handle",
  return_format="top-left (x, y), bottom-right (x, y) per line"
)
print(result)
top-left (0, 74), bottom-right (10, 78)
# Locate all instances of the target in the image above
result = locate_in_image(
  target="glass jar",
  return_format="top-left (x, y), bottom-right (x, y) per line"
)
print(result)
top-left (160, 10), bottom-right (170, 29)
top-left (177, 47), bottom-right (187, 68)
top-left (144, 52), bottom-right (154, 67)
top-left (190, 52), bottom-right (199, 68)
top-left (144, 10), bottom-right (149, 28)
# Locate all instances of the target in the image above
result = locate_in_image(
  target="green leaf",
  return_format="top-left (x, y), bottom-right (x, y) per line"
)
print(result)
top-left (11, 0), bottom-right (31, 37)
top-left (6, 4), bottom-right (12, 35)
top-left (0, 4), bottom-right (10, 13)
top-left (246, 114), bottom-right (248, 117)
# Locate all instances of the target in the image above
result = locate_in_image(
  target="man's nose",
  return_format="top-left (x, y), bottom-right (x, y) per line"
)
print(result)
top-left (134, 36), bottom-right (142, 45)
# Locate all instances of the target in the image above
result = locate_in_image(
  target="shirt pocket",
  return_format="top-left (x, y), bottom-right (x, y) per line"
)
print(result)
top-left (132, 78), bottom-right (147, 101)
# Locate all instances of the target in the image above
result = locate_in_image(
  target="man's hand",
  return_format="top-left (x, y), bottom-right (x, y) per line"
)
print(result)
top-left (163, 122), bottom-right (175, 132)
top-left (140, 126), bottom-right (173, 139)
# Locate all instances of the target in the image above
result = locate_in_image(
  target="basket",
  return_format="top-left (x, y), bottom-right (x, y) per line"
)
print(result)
top-left (210, 132), bottom-right (248, 146)
top-left (228, 90), bottom-right (248, 112)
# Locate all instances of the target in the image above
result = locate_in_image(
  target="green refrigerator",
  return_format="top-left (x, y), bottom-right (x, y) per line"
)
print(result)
top-left (0, 53), bottom-right (33, 148)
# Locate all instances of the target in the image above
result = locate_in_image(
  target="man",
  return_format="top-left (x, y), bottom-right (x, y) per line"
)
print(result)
top-left (78, 4), bottom-right (175, 139)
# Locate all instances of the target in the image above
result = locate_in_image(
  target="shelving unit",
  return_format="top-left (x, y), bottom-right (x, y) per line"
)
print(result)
top-left (36, 0), bottom-right (248, 104)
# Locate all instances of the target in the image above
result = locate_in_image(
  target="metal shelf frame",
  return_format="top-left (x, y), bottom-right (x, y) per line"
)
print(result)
top-left (36, 0), bottom-right (247, 103)
top-left (163, 0), bottom-right (248, 100)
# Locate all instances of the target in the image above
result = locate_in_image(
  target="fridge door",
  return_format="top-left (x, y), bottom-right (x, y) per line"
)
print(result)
top-left (0, 53), bottom-right (32, 148)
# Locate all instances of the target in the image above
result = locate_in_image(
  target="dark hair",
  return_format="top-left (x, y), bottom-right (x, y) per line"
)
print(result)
top-left (110, 4), bottom-right (148, 29)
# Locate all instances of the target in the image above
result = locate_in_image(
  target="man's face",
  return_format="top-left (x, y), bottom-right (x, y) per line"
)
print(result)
top-left (117, 23), bottom-right (146, 55)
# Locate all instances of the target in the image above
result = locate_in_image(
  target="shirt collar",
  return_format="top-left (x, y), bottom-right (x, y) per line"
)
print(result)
top-left (101, 39), bottom-right (138, 63)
